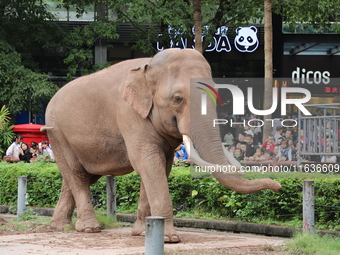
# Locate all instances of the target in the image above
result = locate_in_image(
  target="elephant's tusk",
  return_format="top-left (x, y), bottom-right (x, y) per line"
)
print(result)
top-left (182, 135), bottom-right (242, 177)
top-left (222, 145), bottom-right (242, 167)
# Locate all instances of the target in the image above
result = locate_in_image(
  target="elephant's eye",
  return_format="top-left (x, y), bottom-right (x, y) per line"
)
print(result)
top-left (174, 96), bottom-right (183, 104)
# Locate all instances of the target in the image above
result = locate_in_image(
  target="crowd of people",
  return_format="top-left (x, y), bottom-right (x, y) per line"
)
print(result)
top-left (223, 113), bottom-right (338, 165)
top-left (3, 135), bottom-right (54, 163)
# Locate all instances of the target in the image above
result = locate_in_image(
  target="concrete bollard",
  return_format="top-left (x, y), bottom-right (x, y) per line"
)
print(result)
top-left (145, 216), bottom-right (165, 255)
top-left (106, 175), bottom-right (116, 220)
top-left (303, 180), bottom-right (314, 234)
top-left (17, 176), bottom-right (27, 218)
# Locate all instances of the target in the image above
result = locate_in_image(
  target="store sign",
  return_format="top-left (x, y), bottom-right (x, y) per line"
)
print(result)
top-left (324, 87), bottom-right (340, 93)
top-left (291, 67), bottom-right (331, 84)
top-left (156, 26), bottom-right (259, 53)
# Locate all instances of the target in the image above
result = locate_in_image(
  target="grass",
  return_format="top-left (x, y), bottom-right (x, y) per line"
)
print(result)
top-left (286, 232), bottom-right (340, 255)
top-left (0, 211), bottom-right (123, 233)
top-left (96, 213), bottom-right (124, 229)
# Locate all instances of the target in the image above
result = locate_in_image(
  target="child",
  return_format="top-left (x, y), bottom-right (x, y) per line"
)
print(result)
top-left (237, 132), bottom-right (246, 143)
top-left (261, 134), bottom-right (275, 153)
top-left (284, 129), bottom-right (294, 142)
top-left (234, 148), bottom-right (244, 161)
top-left (228, 145), bottom-right (236, 154)
top-left (288, 140), bottom-right (297, 160)
top-left (278, 155), bottom-right (287, 163)
top-left (245, 135), bottom-right (255, 156)
top-left (235, 141), bottom-right (242, 149)
top-left (224, 131), bottom-right (234, 146)
top-left (276, 137), bottom-right (283, 146)
top-left (278, 140), bottom-right (293, 161)
top-left (245, 134), bottom-right (254, 146)
top-left (262, 151), bottom-right (273, 161)
top-left (244, 124), bottom-right (254, 137)
top-left (249, 147), bottom-right (264, 161)
top-left (274, 126), bottom-right (283, 143)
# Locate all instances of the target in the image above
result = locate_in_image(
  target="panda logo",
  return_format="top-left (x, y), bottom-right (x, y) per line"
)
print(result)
top-left (234, 26), bottom-right (259, 53)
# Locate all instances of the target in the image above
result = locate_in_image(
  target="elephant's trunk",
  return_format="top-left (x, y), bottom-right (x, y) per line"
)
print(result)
top-left (182, 82), bottom-right (281, 194)
top-left (215, 176), bottom-right (281, 194)
top-left (183, 134), bottom-right (281, 193)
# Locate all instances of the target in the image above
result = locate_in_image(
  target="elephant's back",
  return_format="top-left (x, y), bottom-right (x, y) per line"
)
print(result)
top-left (45, 57), bottom-right (151, 135)
top-left (47, 57), bottom-right (151, 113)
top-left (54, 57), bottom-right (150, 98)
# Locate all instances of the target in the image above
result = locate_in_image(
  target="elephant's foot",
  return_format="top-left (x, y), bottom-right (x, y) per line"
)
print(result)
top-left (75, 218), bottom-right (101, 233)
top-left (131, 219), bottom-right (145, 236)
top-left (50, 218), bottom-right (72, 231)
top-left (132, 220), bottom-right (180, 243)
top-left (164, 223), bottom-right (181, 243)
top-left (164, 234), bottom-right (180, 243)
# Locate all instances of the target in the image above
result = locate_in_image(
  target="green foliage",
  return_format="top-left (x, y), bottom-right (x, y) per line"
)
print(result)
top-left (0, 40), bottom-right (59, 116)
top-left (95, 213), bottom-right (124, 229)
top-left (1, 0), bottom-right (340, 91)
top-left (0, 162), bottom-right (62, 207)
top-left (62, 21), bottom-right (119, 81)
top-left (0, 105), bottom-right (14, 157)
top-left (35, 153), bottom-right (56, 163)
top-left (276, 0), bottom-right (340, 33)
top-left (287, 232), bottom-right (340, 255)
top-left (0, 0), bottom-right (61, 67)
top-left (19, 208), bottom-right (40, 221)
top-left (2, 163), bottom-right (340, 231)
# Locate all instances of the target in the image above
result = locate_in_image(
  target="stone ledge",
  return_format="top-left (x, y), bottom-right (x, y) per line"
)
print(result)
top-left (1, 205), bottom-right (339, 238)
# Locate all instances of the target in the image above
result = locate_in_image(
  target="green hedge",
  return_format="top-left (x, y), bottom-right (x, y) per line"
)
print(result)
top-left (1, 162), bottom-right (340, 230)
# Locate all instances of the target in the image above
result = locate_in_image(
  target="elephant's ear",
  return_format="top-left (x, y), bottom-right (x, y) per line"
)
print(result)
top-left (122, 66), bottom-right (152, 118)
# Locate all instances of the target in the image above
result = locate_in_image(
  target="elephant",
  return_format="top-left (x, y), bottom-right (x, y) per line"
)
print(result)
top-left (42, 48), bottom-right (281, 243)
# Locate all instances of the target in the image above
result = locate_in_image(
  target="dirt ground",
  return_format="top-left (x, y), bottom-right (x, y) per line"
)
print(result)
top-left (0, 214), bottom-right (288, 255)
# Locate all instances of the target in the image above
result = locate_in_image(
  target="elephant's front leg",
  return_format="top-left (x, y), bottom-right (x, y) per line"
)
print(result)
top-left (130, 150), bottom-right (180, 243)
top-left (131, 182), bottom-right (151, 236)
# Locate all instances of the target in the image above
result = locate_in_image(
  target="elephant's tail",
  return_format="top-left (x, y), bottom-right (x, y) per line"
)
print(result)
top-left (40, 126), bottom-right (54, 132)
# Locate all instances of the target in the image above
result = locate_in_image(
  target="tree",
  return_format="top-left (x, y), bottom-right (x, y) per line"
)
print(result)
top-left (0, 105), bottom-right (14, 157)
top-left (1, 0), bottom-right (340, 125)
top-left (0, 0), bottom-right (119, 119)
top-left (261, 0), bottom-right (340, 139)
top-left (263, 0), bottom-right (273, 140)
top-left (193, 0), bottom-right (202, 53)
top-left (0, 40), bottom-right (59, 117)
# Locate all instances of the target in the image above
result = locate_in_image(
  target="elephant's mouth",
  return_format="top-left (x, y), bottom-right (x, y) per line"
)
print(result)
top-left (182, 134), bottom-right (242, 175)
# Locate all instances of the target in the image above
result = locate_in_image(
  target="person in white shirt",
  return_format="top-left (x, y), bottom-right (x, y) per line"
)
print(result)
top-left (3, 135), bottom-right (22, 162)
top-left (244, 124), bottom-right (254, 137)
top-left (321, 146), bottom-right (337, 163)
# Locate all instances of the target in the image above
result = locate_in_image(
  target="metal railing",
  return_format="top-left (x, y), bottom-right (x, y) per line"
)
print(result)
top-left (297, 103), bottom-right (340, 166)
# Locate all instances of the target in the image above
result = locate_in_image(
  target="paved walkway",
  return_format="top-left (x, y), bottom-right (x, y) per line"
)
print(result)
top-left (0, 227), bottom-right (286, 255)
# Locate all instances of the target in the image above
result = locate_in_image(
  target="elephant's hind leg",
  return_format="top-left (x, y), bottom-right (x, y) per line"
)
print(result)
top-left (50, 135), bottom-right (101, 233)
top-left (50, 179), bottom-right (75, 230)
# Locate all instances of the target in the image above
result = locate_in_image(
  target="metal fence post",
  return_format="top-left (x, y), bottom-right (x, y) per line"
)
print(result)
top-left (145, 216), bottom-right (165, 255)
top-left (106, 175), bottom-right (116, 219)
top-left (17, 176), bottom-right (27, 218)
top-left (303, 180), bottom-right (315, 234)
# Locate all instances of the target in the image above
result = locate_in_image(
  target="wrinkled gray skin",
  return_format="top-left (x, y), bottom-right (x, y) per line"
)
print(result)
top-left (43, 49), bottom-right (281, 243)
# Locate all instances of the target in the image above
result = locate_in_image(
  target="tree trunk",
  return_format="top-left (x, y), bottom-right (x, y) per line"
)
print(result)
top-left (193, 0), bottom-right (202, 54)
top-left (263, 0), bottom-right (273, 141)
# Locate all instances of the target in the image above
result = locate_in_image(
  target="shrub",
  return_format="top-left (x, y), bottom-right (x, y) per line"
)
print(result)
top-left (1, 163), bottom-right (340, 230)
top-left (0, 105), bottom-right (15, 157)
